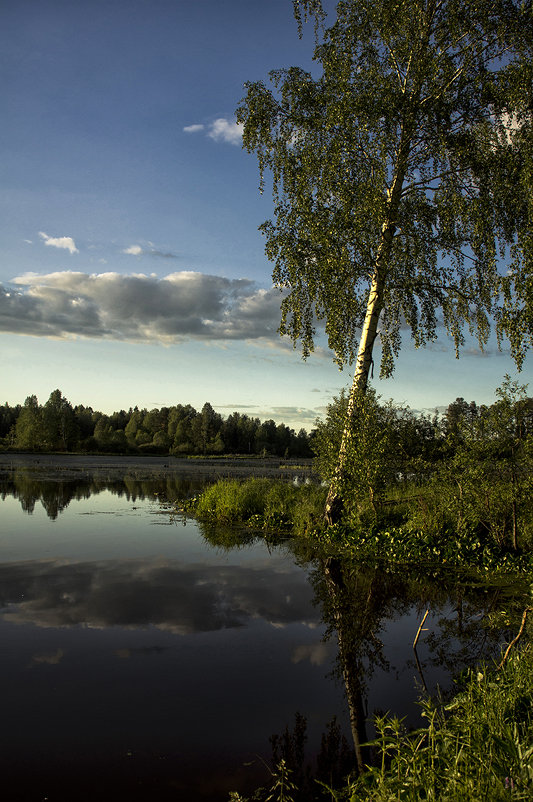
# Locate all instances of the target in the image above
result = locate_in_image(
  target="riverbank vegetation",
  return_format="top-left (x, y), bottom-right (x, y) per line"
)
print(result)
top-left (186, 378), bottom-right (533, 572)
top-left (231, 644), bottom-right (533, 801)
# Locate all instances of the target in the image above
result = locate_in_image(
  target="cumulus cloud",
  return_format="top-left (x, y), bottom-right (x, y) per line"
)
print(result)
top-left (208, 118), bottom-right (243, 145)
top-left (0, 270), bottom-right (284, 344)
top-left (184, 118), bottom-right (243, 145)
top-left (39, 231), bottom-right (79, 254)
top-left (123, 244), bottom-right (143, 255)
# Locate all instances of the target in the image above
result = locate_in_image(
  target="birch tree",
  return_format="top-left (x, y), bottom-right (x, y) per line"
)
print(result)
top-left (237, 0), bottom-right (532, 523)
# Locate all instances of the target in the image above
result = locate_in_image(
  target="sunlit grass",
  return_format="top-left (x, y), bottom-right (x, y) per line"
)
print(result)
top-left (192, 478), bottom-right (327, 536)
top-left (344, 646), bottom-right (533, 801)
top-left (231, 646), bottom-right (533, 801)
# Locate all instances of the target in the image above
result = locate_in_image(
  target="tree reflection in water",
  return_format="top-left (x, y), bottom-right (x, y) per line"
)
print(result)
top-left (270, 543), bottom-right (530, 787)
top-left (0, 467), bottom-right (204, 519)
top-left (0, 469), bottom-right (530, 797)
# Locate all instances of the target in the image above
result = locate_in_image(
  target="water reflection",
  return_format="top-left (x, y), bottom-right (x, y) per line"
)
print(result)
top-left (0, 470), bottom-right (529, 799)
top-left (301, 553), bottom-right (529, 780)
top-left (0, 467), bottom-right (204, 519)
top-left (0, 556), bottom-right (319, 633)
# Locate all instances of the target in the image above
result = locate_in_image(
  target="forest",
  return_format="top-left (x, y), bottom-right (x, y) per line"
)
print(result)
top-left (0, 389), bottom-right (313, 458)
top-left (3, 379), bottom-right (533, 478)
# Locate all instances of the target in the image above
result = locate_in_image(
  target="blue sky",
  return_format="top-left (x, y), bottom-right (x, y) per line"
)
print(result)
top-left (1, 0), bottom-right (530, 430)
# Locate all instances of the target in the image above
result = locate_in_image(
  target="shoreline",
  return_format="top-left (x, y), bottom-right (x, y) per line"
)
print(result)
top-left (0, 452), bottom-right (315, 481)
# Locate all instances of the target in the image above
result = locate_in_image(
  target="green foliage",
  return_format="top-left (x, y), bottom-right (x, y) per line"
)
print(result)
top-left (310, 376), bottom-right (533, 561)
top-left (314, 389), bottom-right (402, 517)
top-left (316, 522), bottom-right (533, 575)
top-left (238, 0), bottom-right (533, 373)
top-left (41, 389), bottom-right (78, 451)
top-left (343, 646), bottom-right (533, 801)
top-left (195, 478), bottom-right (274, 523)
top-left (193, 478), bottom-right (326, 536)
top-left (1, 391), bottom-right (314, 457)
top-left (314, 388), bottom-right (440, 528)
top-left (14, 395), bottom-right (44, 451)
top-left (417, 377), bottom-right (533, 551)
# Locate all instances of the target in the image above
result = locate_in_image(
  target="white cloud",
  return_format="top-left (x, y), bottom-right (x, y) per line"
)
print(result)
top-left (208, 118), bottom-right (243, 145)
top-left (183, 117), bottom-right (243, 145)
top-left (122, 243), bottom-right (178, 259)
top-left (38, 231), bottom-right (79, 254)
top-left (123, 244), bottom-right (143, 255)
top-left (0, 270), bottom-right (284, 344)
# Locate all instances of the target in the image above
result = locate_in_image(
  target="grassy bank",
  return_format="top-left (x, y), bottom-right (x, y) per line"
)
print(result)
top-left (187, 477), bottom-right (327, 536)
top-left (185, 477), bottom-right (533, 573)
top-left (230, 645), bottom-right (533, 801)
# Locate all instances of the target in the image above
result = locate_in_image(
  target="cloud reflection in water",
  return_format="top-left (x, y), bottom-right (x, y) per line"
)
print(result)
top-left (0, 557), bottom-right (321, 634)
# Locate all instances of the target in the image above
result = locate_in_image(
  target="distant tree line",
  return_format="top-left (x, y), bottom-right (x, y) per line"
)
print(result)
top-left (3, 382), bottom-right (533, 468)
top-left (0, 390), bottom-right (313, 458)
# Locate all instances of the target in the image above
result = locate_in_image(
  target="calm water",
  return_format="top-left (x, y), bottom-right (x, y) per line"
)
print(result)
top-left (0, 467), bottom-right (526, 800)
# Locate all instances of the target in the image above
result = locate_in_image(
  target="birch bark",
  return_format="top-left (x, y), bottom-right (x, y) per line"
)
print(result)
top-left (324, 182), bottom-right (406, 523)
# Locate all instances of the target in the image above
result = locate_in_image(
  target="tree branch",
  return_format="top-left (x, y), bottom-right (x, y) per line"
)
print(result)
top-left (497, 607), bottom-right (532, 669)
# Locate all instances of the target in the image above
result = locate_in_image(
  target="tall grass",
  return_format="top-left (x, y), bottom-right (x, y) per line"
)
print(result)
top-left (231, 645), bottom-right (533, 801)
top-left (193, 478), bottom-right (327, 536)
top-left (344, 645), bottom-right (533, 801)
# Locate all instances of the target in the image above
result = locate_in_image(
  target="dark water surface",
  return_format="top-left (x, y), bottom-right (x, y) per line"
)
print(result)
top-left (0, 464), bottom-right (527, 800)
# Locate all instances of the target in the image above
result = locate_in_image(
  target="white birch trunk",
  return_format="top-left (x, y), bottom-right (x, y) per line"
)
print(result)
top-left (324, 234), bottom-right (389, 524)
top-left (324, 178), bottom-right (406, 524)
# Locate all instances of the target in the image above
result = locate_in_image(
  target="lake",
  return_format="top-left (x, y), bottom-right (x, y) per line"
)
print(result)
top-left (0, 457), bottom-right (527, 800)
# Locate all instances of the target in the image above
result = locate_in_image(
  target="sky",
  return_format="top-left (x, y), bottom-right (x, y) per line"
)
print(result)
top-left (1, 0), bottom-right (530, 431)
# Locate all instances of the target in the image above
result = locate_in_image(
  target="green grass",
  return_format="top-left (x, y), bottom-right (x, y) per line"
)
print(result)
top-left (230, 645), bottom-right (533, 801)
top-left (191, 478), bottom-right (327, 536)
top-left (186, 477), bottom-right (533, 572)
top-left (344, 645), bottom-right (533, 801)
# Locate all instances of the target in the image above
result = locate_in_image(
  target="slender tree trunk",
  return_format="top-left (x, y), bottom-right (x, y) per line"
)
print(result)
top-left (323, 0), bottom-right (437, 526)
top-left (324, 222), bottom-right (395, 525)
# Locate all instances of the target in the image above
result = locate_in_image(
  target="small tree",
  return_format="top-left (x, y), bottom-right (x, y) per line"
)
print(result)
top-left (439, 377), bottom-right (533, 549)
top-left (313, 388), bottom-right (399, 523)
